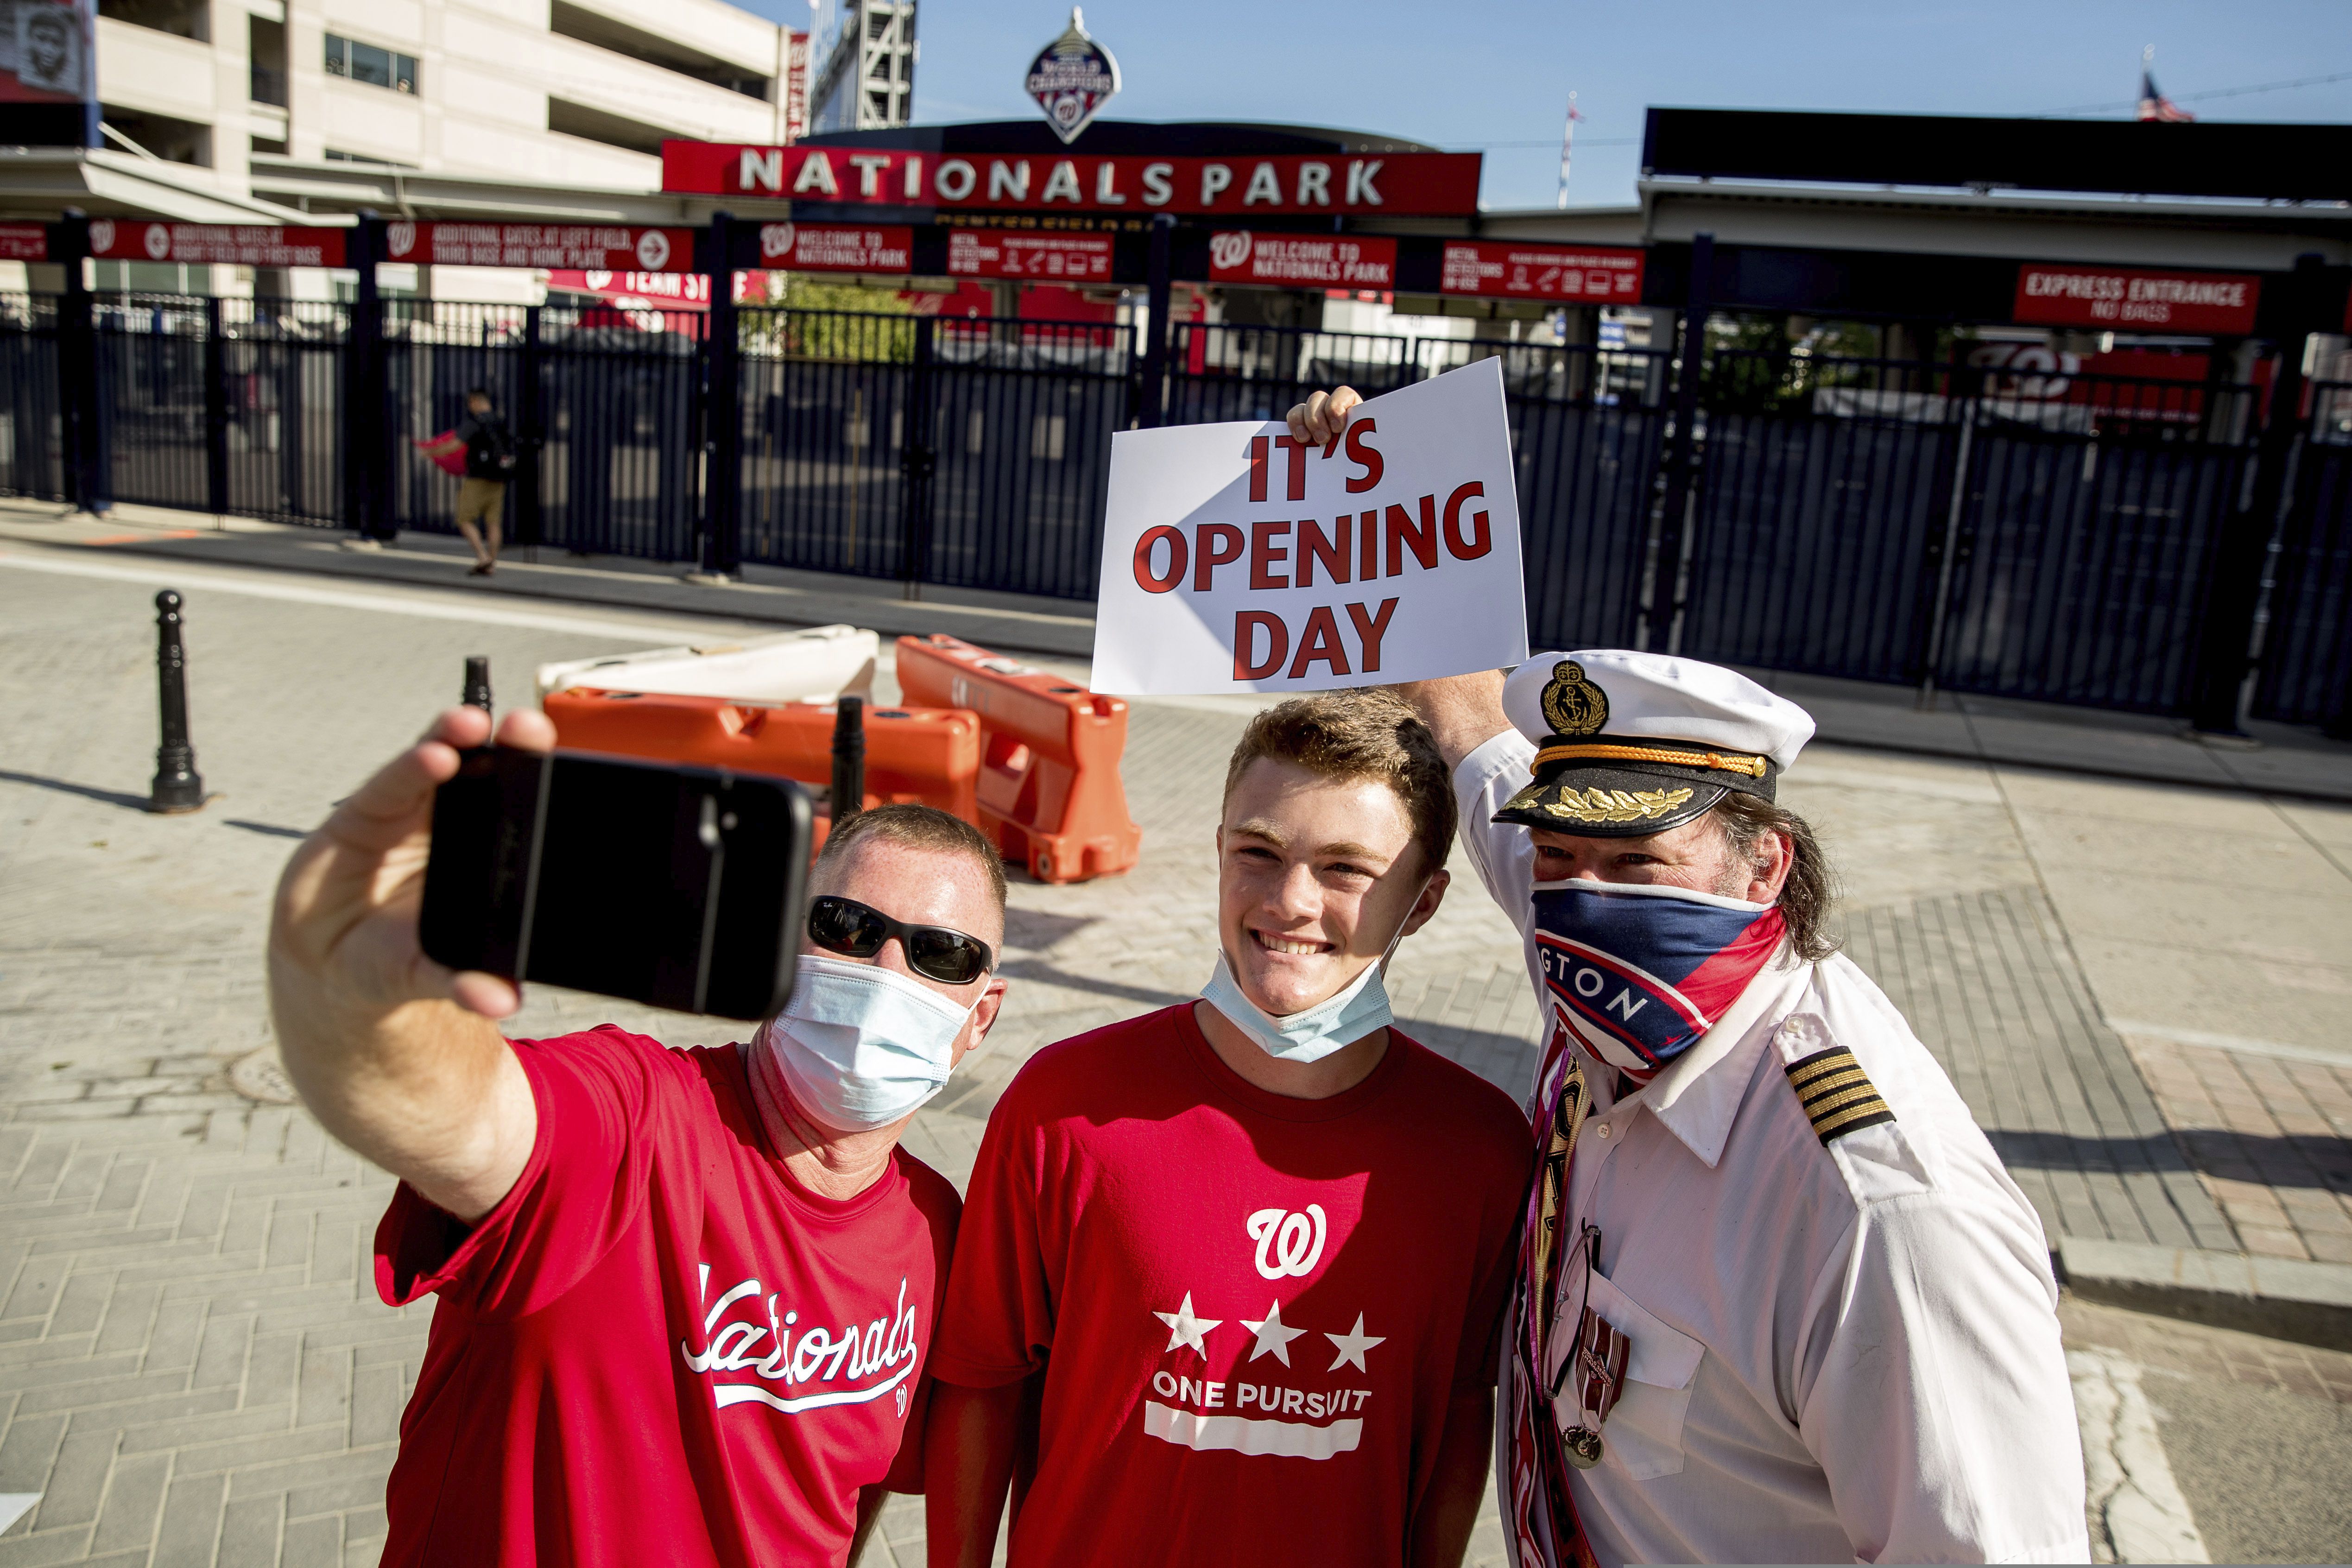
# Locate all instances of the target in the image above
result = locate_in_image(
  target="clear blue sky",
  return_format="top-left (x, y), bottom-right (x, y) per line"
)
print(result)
top-left (742, 0), bottom-right (2351, 211)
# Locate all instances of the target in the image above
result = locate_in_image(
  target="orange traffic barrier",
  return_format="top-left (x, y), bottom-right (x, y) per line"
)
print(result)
top-left (893, 634), bottom-right (1141, 884)
top-left (544, 689), bottom-right (982, 853)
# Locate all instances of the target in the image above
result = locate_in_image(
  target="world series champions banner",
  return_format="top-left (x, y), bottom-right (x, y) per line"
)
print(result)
top-left (1091, 358), bottom-right (1530, 695)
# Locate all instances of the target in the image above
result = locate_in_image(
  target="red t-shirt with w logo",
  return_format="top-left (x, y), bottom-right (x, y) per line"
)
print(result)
top-left (931, 1003), bottom-right (1527, 1566)
top-left (373, 1026), bottom-right (958, 1566)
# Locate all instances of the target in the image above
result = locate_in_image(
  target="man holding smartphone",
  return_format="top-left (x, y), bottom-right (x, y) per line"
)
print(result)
top-left (923, 692), bottom-right (1529, 1568)
top-left (268, 703), bottom-right (1009, 1566)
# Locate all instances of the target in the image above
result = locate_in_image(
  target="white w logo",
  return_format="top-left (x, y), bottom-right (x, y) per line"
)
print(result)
top-left (1247, 1205), bottom-right (1327, 1280)
top-left (1209, 230), bottom-right (1253, 271)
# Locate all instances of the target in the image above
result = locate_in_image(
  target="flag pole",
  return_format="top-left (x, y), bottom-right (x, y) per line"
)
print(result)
top-left (1556, 91), bottom-right (1579, 210)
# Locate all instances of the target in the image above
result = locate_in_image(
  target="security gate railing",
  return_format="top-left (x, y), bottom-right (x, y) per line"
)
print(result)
top-left (0, 293), bottom-right (65, 502)
top-left (2253, 379), bottom-right (2352, 733)
top-left (7, 289), bottom-right (2347, 733)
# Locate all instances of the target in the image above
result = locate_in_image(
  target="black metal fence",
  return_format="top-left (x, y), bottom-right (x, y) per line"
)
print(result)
top-left (0, 294), bottom-right (64, 501)
top-left (10, 287), bottom-right (2348, 732)
top-left (2256, 380), bottom-right (2352, 729)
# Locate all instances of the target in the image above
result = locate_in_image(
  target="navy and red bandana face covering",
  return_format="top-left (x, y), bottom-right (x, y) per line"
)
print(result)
top-left (1530, 880), bottom-right (1788, 1080)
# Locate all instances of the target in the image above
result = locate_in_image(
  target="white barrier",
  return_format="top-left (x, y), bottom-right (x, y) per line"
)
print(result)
top-left (535, 625), bottom-right (880, 704)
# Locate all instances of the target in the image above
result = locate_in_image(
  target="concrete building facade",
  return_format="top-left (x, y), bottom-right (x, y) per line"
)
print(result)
top-left (8, 0), bottom-right (795, 228)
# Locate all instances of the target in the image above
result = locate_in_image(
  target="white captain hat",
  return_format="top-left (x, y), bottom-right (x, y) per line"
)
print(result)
top-left (1492, 650), bottom-right (1816, 837)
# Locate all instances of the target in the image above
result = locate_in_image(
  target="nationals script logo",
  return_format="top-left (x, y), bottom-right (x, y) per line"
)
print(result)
top-left (1247, 1205), bottom-right (1327, 1280)
top-left (1208, 231), bottom-right (1253, 272)
top-left (680, 1263), bottom-right (921, 1416)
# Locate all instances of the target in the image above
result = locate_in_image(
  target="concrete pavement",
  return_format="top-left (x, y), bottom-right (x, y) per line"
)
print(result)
top-left (1, 527), bottom-right (2349, 1563)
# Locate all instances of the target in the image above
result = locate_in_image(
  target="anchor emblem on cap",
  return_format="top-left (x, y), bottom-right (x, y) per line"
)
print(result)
top-left (1540, 660), bottom-right (1609, 738)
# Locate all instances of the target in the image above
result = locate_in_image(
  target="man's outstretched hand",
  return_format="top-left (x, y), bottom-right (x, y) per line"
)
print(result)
top-left (272, 704), bottom-right (554, 1022)
top-left (1286, 386), bottom-right (1361, 449)
top-left (267, 705), bottom-right (554, 1220)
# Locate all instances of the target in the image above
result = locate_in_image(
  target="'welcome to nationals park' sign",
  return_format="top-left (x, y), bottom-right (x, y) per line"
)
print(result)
top-left (662, 141), bottom-right (1483, 217)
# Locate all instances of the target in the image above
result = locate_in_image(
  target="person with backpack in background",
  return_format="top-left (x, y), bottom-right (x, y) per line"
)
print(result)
top-left (417, 387), bottom-right (518, 576)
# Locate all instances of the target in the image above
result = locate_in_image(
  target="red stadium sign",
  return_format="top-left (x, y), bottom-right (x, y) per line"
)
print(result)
top-left (1440, 241), bottom-right (1644, 303)
top-left (2013, 264), bottom-right (2261, 335)
top-left (87, 221), bottom-right (345, 267)
top-left (946, 230), bottom-right (1111, 282)
top-left (383, 222), bottom-right (695, 272)
top-left (1208, 230), bottom-right (1395, 288)
top-left (755, 222), bottom-right (911, 272)
top-left (0, 223), bottom-right (46, 261)
top-left (663, 141), bottom-right (1483, 217)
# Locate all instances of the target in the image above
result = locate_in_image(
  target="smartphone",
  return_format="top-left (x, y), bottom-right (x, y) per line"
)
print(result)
top-left (419, 746), bottom-right (812, 1021)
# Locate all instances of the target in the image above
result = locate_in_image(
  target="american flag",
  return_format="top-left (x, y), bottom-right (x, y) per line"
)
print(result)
top-left (2138, 46), bottom-right (2195, 122)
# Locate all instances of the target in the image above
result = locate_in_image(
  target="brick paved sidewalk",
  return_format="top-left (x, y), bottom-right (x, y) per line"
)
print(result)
top-left (3, 547), bottom-right (2349, 1564)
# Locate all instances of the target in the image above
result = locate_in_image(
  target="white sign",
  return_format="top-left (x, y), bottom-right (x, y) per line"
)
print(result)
top-left (1092, 357), bottom-right (1528, 695)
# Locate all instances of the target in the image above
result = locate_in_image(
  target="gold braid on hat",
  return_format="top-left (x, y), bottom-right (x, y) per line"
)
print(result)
top-left (1532, 742), bottom-right (1769, 780)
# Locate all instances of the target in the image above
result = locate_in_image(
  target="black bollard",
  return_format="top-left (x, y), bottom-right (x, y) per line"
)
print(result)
top-left (462, 654), bottom-right (492, 714)
top-left (148, 590), bottom-right (205, 813)
top-left (830, 695), bottom-right (866, 830)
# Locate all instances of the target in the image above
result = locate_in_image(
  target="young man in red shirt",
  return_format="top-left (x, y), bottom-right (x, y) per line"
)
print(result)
top-left (924, 692), bottom-right (1530, 1568)
top-left (267, 703), bottom-right (1008, 1566)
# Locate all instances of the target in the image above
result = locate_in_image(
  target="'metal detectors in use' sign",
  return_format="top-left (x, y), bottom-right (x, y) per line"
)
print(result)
top-left (662, 141), bottom-right (1482, 217)
top-left (1441, 241), bottom-right (1643, 303)
top-left (2013, 264), bottom-right (2261, 335)
top-left (947, 230), bottom-right (1111, 281)
top-left (1092, 358), bottom-right (1529, 696)
top-left (1209, 231), bottom-right (1395, 288)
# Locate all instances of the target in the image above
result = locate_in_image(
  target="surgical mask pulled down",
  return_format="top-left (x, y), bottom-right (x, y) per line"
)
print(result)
top-left (752, 954), bottom-right (978, 1133)
top-left (1201, 879), bottom-right (1430, 1067)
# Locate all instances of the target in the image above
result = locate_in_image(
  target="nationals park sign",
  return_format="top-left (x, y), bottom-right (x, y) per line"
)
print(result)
top-left (662, 141), bottom-right (1482, 217)
top-left (1092, 357), bottom-right (1528, 695)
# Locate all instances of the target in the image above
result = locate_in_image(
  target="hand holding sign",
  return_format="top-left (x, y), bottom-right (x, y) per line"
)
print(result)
top-left (1091, 358), bottom-right (1530, 695)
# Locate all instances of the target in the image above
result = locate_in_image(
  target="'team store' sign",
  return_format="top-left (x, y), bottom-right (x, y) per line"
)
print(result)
top-left (661, 141), bottom-right (1483, 217)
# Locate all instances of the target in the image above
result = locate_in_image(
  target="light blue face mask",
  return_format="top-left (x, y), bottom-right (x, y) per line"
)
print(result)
top-left (1198, 881), bottom-right (1428, 1066)
top-left (760, 954), bottom-right (977, 1132)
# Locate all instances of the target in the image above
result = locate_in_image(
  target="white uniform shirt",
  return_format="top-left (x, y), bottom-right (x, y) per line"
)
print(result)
top-left (1460, 732), bottom-right (2089, 1567)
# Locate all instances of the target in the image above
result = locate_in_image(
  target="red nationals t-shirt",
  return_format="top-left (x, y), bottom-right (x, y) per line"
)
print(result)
top-left (373, 1025), bottom-right (959, 1567)
top-left (931, 1003), bottom-right (1529, 1567)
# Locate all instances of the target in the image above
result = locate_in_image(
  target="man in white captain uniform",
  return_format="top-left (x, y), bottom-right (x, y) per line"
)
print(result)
top-left (1433, 651), bottom-right (2088, 1565)
top-left (1291, 383), bottom-right (2086, 1567)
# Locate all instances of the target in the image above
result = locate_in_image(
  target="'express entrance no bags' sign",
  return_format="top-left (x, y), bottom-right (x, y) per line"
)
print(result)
top-left (1091, 358), bottom-right (1529, 695)
top-left (2012, 264), bottom-right (2261, 335)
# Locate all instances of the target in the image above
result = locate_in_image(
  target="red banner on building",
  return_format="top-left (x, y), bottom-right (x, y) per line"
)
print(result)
top-left (782, 30), bottom-right (809, 144)
top-left (663, 141), bottom-right (1483, 217)
top-left (2013, 264), bottom-right (2261, 335)
top-left (755, 222), bottom-right (911, 272)
top-left (383, 222), bottom-right (695, 272)
top-left (1208, 230), bottom-right (1395, 288)
top-left (946, 230), bottom-right (1111, 282)
top-left (87, 221), bottom-right (346, 267)
top-left (0, 224), bottom-right (47, 261)
top-left (1440, 240), bottom-right (1643, 303)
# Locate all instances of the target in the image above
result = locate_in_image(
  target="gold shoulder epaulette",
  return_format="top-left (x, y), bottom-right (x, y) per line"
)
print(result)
top-left (1784, 1045), bottom-right (1896, 1145)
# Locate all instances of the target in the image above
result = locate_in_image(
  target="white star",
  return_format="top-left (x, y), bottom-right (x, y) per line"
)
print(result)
top-left (1239, 1299), bottom-right (1309, 1366)
top-left (1324, 1313), bottom-right (1385, 1373)
top-left (1153, 1292), bottom-right (1221, 1358)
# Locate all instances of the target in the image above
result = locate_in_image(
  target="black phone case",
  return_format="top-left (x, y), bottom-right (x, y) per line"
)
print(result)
top-left (420, 747), bottom-right (810, 1021)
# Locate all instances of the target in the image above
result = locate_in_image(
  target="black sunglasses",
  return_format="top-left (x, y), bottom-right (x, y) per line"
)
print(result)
top-left (806, 895), bottom-right (996, 986)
